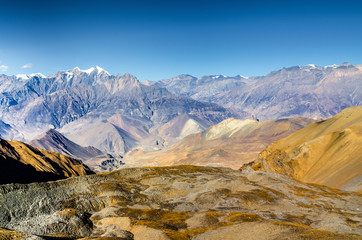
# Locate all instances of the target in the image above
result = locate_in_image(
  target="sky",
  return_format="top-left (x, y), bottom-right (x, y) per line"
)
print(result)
top-left (0, 0), bottom-right (361, 81)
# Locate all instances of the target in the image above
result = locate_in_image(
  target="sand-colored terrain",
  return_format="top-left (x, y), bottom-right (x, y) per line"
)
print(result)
top-left (124, 117), bottom-right (315, 169)
top-left (251, 106), bottom-right (362, 191)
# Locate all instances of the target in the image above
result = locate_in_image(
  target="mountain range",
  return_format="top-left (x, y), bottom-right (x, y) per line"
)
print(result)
top-left (0, 66), bottom-right (235, 156)
top-left (151, 63), bottom-right (362, 120)
top-left (0, 63), bottom-right (361, 171)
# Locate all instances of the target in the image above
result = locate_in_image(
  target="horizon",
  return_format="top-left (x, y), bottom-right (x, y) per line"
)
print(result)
top-left (1, 0), bottom-right (362, 80)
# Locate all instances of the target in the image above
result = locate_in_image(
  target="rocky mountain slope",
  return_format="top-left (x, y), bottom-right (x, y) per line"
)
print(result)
top-left (0, 67), bottom-right (235, 155)
top-left (0, 138), bottom-right (94, 184)
top-left (155, 63), bottom-right (362, 120)
top-left (123, 117), bottom-right (315, 169)
top-left (29, 129), bottom-right (122, 172)
top-left (0, 166), bottom-right (360, 239)
top-left (250, 106), bottom-right (362, 192)
top-left (30, 129), bottom-right (106, 159)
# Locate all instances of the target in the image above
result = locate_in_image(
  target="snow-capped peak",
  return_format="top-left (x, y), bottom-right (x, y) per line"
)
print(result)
top-left (16, 74), bottom-right (30, 80)
top-left (324, 64), bottom-right (339, 69)
top-left (16, 73), bottom-right (46, 80)
top-left (32, 73), bottom-right (46, 78)
top-left (213, 75), bottom-right (221, 79)
top-left (83, 66), bottom-right (110, 75)
top-left (307, 64), bottom-right (317, 68)
top-left (70, 66), bottom-right (110, 75)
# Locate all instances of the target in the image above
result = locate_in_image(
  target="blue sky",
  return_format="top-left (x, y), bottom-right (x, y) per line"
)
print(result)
top-left (0, 0), bottom-right (361, 80)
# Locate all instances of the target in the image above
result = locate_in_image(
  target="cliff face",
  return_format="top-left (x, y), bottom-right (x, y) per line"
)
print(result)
top-left (0, 166), bottom-right (360, 239)
top-left (251, 106), bottom-right (362, 191)
top-left (0, 138), bottom-right (94, 184)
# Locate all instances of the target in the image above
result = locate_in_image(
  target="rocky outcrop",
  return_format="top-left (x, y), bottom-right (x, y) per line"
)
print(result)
top-left (0, 166), bottom-right (360, 239)
top-left (0, 138), bottom-right (94, 184)
top-left (250, 106), bottom-right (362, 191)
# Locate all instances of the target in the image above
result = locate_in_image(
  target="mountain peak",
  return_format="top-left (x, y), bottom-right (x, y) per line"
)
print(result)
top-left (341, 62), bottom-right (352, 66)
top-left (15, 73), bottom-right (46, 80)
top-left (45, 128), bottom-right (62, 136)
top-left (69, 66), bottom-right (110, 75)
top-left (35, 128), bottom-right (67, 142)
top-left (83, 66), bottom-right (110, 75)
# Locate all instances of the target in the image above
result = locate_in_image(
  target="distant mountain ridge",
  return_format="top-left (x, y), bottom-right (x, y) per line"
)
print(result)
top-left (153, 63), bottom-right (362, 121)
top-left (146, 74), bottom-right (248, 103)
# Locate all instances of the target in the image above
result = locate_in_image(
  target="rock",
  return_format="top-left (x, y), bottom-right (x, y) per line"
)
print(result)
top-left (131, 225), bottom-right (170, 240)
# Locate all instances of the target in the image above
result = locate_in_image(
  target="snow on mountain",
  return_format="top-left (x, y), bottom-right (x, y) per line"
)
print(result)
top-left (81, 66), bottom-right (110, 75)
top-left (15, 73), bottom-right (46, 80)
top-left (0, 67), bottom-right (235, 159)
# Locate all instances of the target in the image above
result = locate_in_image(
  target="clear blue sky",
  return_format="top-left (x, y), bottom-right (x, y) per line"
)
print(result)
top-left (0, 0), bottom-right (361, 80)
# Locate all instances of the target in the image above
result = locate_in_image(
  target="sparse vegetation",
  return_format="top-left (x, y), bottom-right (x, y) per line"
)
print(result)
top-left (0, 166), bottom-right (360, 239)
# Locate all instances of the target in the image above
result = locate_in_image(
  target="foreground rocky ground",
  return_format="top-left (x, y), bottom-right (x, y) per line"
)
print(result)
top-left (0, 166), bottom-right (360, 239)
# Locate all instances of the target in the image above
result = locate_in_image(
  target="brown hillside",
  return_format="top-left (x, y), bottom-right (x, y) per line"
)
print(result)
top-left (0, 138), bottom-right (94, 184)
top-left (251, 106), bottom-right (362, 191)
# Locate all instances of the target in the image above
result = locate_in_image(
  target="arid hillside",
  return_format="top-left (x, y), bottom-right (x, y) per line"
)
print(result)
top-left (0, 138), bottom-right (94, 184)
top-left (251, 106), bottom-right (362, 191)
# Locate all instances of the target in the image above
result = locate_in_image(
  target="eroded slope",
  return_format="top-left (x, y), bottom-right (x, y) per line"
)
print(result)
top-left (251, 106), bottom-right (362, 191)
